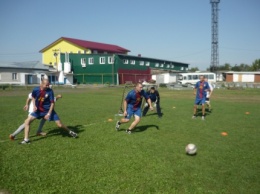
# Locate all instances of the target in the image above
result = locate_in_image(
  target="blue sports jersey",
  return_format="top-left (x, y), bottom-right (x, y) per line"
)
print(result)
top-left (194, 81), bottom-right (210, 100)
top-left (146, 90), bottom-right (160, 102)
top-left (31, 86), bottom-right (54, 113)
top-left (125, 89), bottom-right (150, 110)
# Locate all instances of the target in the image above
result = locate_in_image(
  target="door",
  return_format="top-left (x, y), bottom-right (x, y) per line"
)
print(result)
top-left (28, 75), bottom-right (33, 84)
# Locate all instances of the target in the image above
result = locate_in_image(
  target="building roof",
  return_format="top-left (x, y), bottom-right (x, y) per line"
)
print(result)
top-left (223, 71), bottom-right (260, 75)
top-left (117, 54), bottom-right (189, 67)
top-left (0, 61), bottom-right (49, 71)
top-left (39, 37), bottom-right (130, 53)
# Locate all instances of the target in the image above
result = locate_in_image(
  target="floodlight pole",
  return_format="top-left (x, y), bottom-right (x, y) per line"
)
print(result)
top-left (210, 0), bottom-right (220, 73)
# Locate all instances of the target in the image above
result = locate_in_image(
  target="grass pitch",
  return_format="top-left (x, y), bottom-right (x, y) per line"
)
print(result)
top-left (0, 86), bottom-right (259, 193)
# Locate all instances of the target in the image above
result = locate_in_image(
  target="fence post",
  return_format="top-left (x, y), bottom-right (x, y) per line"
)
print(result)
top-left (102, 74), bottom-right (104, 84)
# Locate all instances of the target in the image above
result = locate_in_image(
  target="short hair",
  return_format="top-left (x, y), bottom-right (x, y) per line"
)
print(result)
top-left (135, 82), bottom-right (142, 86)
top-left (150, 87), bottom-right (155, 90)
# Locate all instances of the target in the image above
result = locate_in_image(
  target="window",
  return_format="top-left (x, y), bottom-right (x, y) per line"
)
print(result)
top-left (108, 56), bottom-right (114, 64)
top-left (167, 65), bottom-right (170, 68)
top-left (100, 57), bottom-right (105, 64)
top-left (88, 57), bottom-right (94, 65)
top-left (155, 63), bottom-right (159, 67)
top-left (145, 62), bottom-right (150, 66)
top-left (160, 64), bottom-right (164, 67)
top-left (93, 50), bottom-right (98, 54)
top-left (130, 60), bottom-right (135, 65)
top-left (123, 59), bottom-right (128, 64)
top-left (81, 58), bottom-right (86, 64)
top-left (192, 75), bottom-right (198, 80)
top-left (208, 74), bottom-right (214, 79)
top-left (140, 61), bottom-right (144, 66)
top-left (188, 75), bottom-right (192, 80)
top-left (12, 73), bottom-right (18, 80)
top-left (171, 65), bottom-right (174, 68)
top-left (184, 76), bottom-right (187, 80)
top-left (81, 58), bottom-right (86, 67)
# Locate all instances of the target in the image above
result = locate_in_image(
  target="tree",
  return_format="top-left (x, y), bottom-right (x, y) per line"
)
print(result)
top-left (251, 59), bottom-right (260, 71)
top-left (189, 67), bottom-right (199, 72)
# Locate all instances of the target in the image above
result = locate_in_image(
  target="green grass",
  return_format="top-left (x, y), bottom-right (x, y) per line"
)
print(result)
top-left (0, 87), bottom-right (259, 193)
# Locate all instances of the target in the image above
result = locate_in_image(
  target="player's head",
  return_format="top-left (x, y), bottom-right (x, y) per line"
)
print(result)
top-left (199, 75), bottom-right (204, 82)
top-left (150, 86), bottom-right (155, 93)
top-left (41, 79), bottom-right (50, 90)
top-left (135, 82), bottom-right (143, 92)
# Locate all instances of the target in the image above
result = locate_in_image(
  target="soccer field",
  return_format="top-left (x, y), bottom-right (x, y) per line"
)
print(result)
top-left (0, 86), bottom-right (259, 193)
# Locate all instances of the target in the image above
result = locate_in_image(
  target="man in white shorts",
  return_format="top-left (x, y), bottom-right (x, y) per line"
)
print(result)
top-left (204, 78), bottom-right (213, 112)
top-left (9, 91), bottom-right (62, 140)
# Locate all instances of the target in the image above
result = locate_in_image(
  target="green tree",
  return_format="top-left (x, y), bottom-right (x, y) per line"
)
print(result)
top-left (189, 67), bottom-right (199, 72)
top-left (251, 59), bottom-right (260, 71)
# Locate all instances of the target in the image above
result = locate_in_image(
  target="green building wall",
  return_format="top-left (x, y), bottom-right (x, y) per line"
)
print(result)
top-left (60, 53), bottom-right (189, 84)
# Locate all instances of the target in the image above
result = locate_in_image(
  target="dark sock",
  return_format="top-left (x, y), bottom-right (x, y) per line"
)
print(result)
top-left (118, 122), bottom-right (121, 125)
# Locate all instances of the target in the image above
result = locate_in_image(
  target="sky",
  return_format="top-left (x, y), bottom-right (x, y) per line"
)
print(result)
top-left (0, 0), bottom-right (259, 70)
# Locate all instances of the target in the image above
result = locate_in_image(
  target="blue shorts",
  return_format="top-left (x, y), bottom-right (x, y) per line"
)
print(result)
top-left (125, 107), bottom-right (142, 119)
top-left (194, 98), bottom-right (206, 105)
top-left (30, 111), bottom-right (60, 121)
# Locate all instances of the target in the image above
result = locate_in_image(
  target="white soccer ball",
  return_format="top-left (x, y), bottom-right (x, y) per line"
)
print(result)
top-left (185, 143), bottom-right (197, 155)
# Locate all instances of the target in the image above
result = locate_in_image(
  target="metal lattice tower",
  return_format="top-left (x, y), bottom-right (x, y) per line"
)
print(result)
top-left (210, 0), bottom-right (220, 72)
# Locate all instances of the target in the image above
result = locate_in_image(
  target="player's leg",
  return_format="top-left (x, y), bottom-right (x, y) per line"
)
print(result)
top-left (20, 115), bottom-right (37, 144)
top-left (156, 102), bottom-right (162, 118)
top-left (208, 99), bottom-right (211, 111)
top-left (142, 103), bottom-right (149, 116)
top-left (126, 109), bottom-right (141, 134)
top-left (192, 99), bottom-right (199, 118)
top-left (10, 123), bottom-right (25, 140)
top-left (201, 98), bottom-right (206, 120)
top-left (115, 108), bottom-right (132, 131)
top-left (50, 111), bottom-right (77, 138)
top-left (36, 119), bottom-right (47, 136)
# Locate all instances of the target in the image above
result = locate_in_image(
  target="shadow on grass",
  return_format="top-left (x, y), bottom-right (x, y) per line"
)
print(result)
top-left (143, 113), bottom-right (164, 117)
top-left (196, 108), bottom-right (213, 117)
top-left (134, 124), bottom-right (159, 132)
top-left (32, 125), bottom-right (85, 142)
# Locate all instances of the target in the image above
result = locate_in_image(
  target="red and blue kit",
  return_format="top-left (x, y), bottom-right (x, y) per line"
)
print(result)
top-left (125, 89), bottom-right (150, 118)
top-left (30, 87), bottom-right (59, 121)
top-left (194, 81), bottom-right (210, 105)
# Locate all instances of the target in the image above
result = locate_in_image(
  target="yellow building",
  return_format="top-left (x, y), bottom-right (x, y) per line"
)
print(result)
top-left (39, 37), bottom-right (130, 67)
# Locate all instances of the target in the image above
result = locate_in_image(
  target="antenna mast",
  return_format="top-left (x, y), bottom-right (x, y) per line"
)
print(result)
top-left (210, 0), bottom-right (220, 72)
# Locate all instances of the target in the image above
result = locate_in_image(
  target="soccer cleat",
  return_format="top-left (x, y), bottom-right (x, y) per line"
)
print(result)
top-left (126, 129), bottom-right (132, 134)
top-left (69, 131), bottom-right (78, 138)
top-left (192, 115), bottom-right (196, 119)
top-left (20, 140), bottom-right (30, 144)
top-left (115, 121), bottom-right (120, 131)
top-left (202, 116), bottom-right (205, 120)
top-left (37, 132), bottom-right (47, 136)
top-left (9, 134), bottom-right (15, 141)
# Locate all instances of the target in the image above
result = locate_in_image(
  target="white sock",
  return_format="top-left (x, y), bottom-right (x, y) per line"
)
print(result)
top-left (12, 123), bottom-right (25, 136)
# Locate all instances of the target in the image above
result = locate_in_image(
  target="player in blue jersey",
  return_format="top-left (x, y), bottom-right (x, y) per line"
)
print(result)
top-left (20, 79), bottom-right (77, 144)
top-left (192, 75), bottom-right (211, 120)
top-left (143, 86), bottom-right (162, 118)
top-left (115, 82), bottom-right (154, 134)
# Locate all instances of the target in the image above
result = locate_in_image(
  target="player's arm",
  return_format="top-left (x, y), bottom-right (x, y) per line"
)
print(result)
top-left (23, 97), bottom-right (30, 111)
top-left (147, 98), bottom-right (154, 111)
top-left (123, 100), bottom-right (128, 116)
top-left (209, 85), bottom-right (213, 97)
top-left (55, 94), bottom-right (62, 101)
top-left (32, 97), bottom-right (37, 112)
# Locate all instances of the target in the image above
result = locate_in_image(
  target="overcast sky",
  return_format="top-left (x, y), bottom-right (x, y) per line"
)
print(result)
top-left (0, 0), bottom-right (259, 70)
